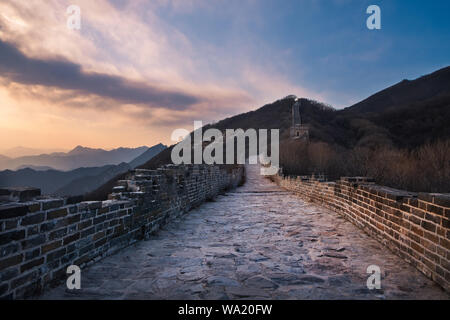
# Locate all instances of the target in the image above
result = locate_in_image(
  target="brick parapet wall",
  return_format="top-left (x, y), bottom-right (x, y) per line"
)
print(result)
top-left (273, 174), bottom-right (450, 292)
top-left (0, 164), bottom-right (244, 299)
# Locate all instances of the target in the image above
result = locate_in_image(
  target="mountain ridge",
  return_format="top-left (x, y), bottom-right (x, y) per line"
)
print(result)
top-left (0, 145), bottom-right (150, 171)
top-left (0, 143), bottom-right (166, 196)
top-left (133, 65), bottom-right (450, 174)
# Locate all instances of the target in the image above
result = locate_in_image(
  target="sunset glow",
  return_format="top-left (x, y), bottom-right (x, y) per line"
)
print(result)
top-left (1, 0), bottom-right (449, 150)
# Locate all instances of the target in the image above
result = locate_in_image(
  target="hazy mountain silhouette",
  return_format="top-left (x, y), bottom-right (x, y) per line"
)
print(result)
top-left (0, 145), bottom-right (149, 171)
top-left (0, 166), bottom-right (117, 195)
top-left (0, 143), bottom-right (166, 196)
top-left (128, 143), bottom-right (167, 168)
top-left (54, 163), bottom-right (132, 197)
top-left (0, 146), bottom-right (68, 158)
top-left (15, 165), bottom-right (56, 171)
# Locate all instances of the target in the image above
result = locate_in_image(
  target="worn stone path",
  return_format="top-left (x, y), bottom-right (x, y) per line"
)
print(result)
top-left (41, 165), bottom-right (449, 300)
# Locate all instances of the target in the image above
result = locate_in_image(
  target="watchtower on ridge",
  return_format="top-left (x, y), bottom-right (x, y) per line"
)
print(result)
top-left (290, 98), bottom-right (309, 140)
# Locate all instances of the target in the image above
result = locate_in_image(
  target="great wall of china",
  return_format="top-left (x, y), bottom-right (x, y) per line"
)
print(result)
top-left (0, 162), bottom-right (449, 299)
top-left (0, 165), bottom-right (245, 299)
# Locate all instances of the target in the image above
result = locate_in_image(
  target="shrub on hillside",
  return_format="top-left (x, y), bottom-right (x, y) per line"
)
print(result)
top-left (280, 139), bottom-right (450, 193)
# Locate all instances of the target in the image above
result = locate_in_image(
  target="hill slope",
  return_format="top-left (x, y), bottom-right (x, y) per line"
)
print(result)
top-left (128, 143), bottom-right (167, 168)
top-left (0, 166), bottom-right (117, 195)
top-left (87, 66), bottom-right (450, 199)
top-left (345, 66), bottom-right (450, 115)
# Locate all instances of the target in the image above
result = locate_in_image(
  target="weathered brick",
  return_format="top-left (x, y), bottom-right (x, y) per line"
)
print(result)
top-left (39, 199), bottom-right (64, 211)
top-left (433, 195), bottom-right (450, 208)
top-left (421, 220), bottom-right (437, 233)
top-left (442, 218), bottom-right (450, 229)
top-left (67, 214), bottom-right (81, 225)
top-left (0, 267), bottom-right (18, 282)
top-left (95, 237), bottom-right (107, 248)
top-left (422, 240), bottom-right (437, 253)
top-left (428, 205), bottom-right (444, 216)
top-left (424, 248), bottom-right (440, 263)
top-left (24, 248), bottom-right (40, 261)
top-left (408, 231), bottom-right (421, 244)
top-left (77, 220), bottom-right (92, 231)
top-left (79, 201), bottom-right (102, 211)
top-left (26, 203), bottom-right (41, 213)
top-left (20, 257), bottom-right (44, 272)
top-left (41, 240), bottom-right (62, 254)
top-left (440, 238), bottom-right (450, 250)
top-left (97, 207), bottom-right (110, 215)
top-left (63, 233), bottom-right (80, 245)
top-left (79, 244), bottom-right (94, 256)
top-left (40, 221), bottom-right (57, 232)
top-left (0, 243), bottom-right (19, 258)
top-left (418, 193), bottom-right (434, 203)
top-left (418, 201), bottom-right (428, 211)
top-left (409, 198), bottom-right (419, 207)
top-left (93, 231), bottom-right (105, 241)
top-left (46, 247), bottom-right (66, 262)
top-left (0, 204), bottom-right (28, 219)
top-left (425, 213), bottom-right (441, 224)
top-left (93, 215), bottom-right (107, 224)
top-left (423, 231), bottom-right (439, 243)
top-left (80, 226), bottom-right (95, 238)
top-left (411, 208), bottom-right (425, 219)
top-left (46, 208), bottom-right (68, 220)
top-left (74, 254), bottom-right (91, 266)
top-left (21, 234), bottom-right (46, 250)
top-left (61, 251), bottom-right (78, 264)
top-left (26, 226), bottom-right (39, 237)
top-left (21, 212), bottom-right (45, 226)
top-left (0, 230), bottom-right (25, 246)
top-left (49, 228), bottom-right (67, 240)
top-left (409, 214), bottom-right (422, 226)
top-left (0, 254), bottom-right (23, 271)
top-left (81, 211), bottom-right (96, 220)
top-left (445, 208), bottom-right (450, 219)
top-left (66, 243), bottom-right (77, 254)
top-left (5, 219), bottom-right (18, 230)
top-left (442, 259), bottom-right (450, 272)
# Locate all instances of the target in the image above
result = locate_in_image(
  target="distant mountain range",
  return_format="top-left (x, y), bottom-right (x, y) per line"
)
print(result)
top-left (0, 145), bottom-right (151, 171)
top-left (0, 146), bottom-right (68, 158)
top-left (0, 143), bottom-right (166, 196)
top-left (15, 165), bottom-right (55, 171)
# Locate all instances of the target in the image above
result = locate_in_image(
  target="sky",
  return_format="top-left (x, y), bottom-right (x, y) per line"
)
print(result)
top-left (0, 0), bottom-right (449, 151)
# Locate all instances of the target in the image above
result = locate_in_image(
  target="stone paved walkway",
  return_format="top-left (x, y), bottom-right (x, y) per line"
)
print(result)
top-left (40, 165), bottom-right (449, 300)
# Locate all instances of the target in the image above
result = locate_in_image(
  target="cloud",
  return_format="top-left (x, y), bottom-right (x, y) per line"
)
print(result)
top-left (0, 0), bottom-right (326, 149)
top-left (0, 39), bottom-right (200, 110)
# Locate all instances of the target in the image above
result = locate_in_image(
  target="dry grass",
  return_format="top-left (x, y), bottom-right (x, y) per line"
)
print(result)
top-left (280, 139), bottom-right (450, 193)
